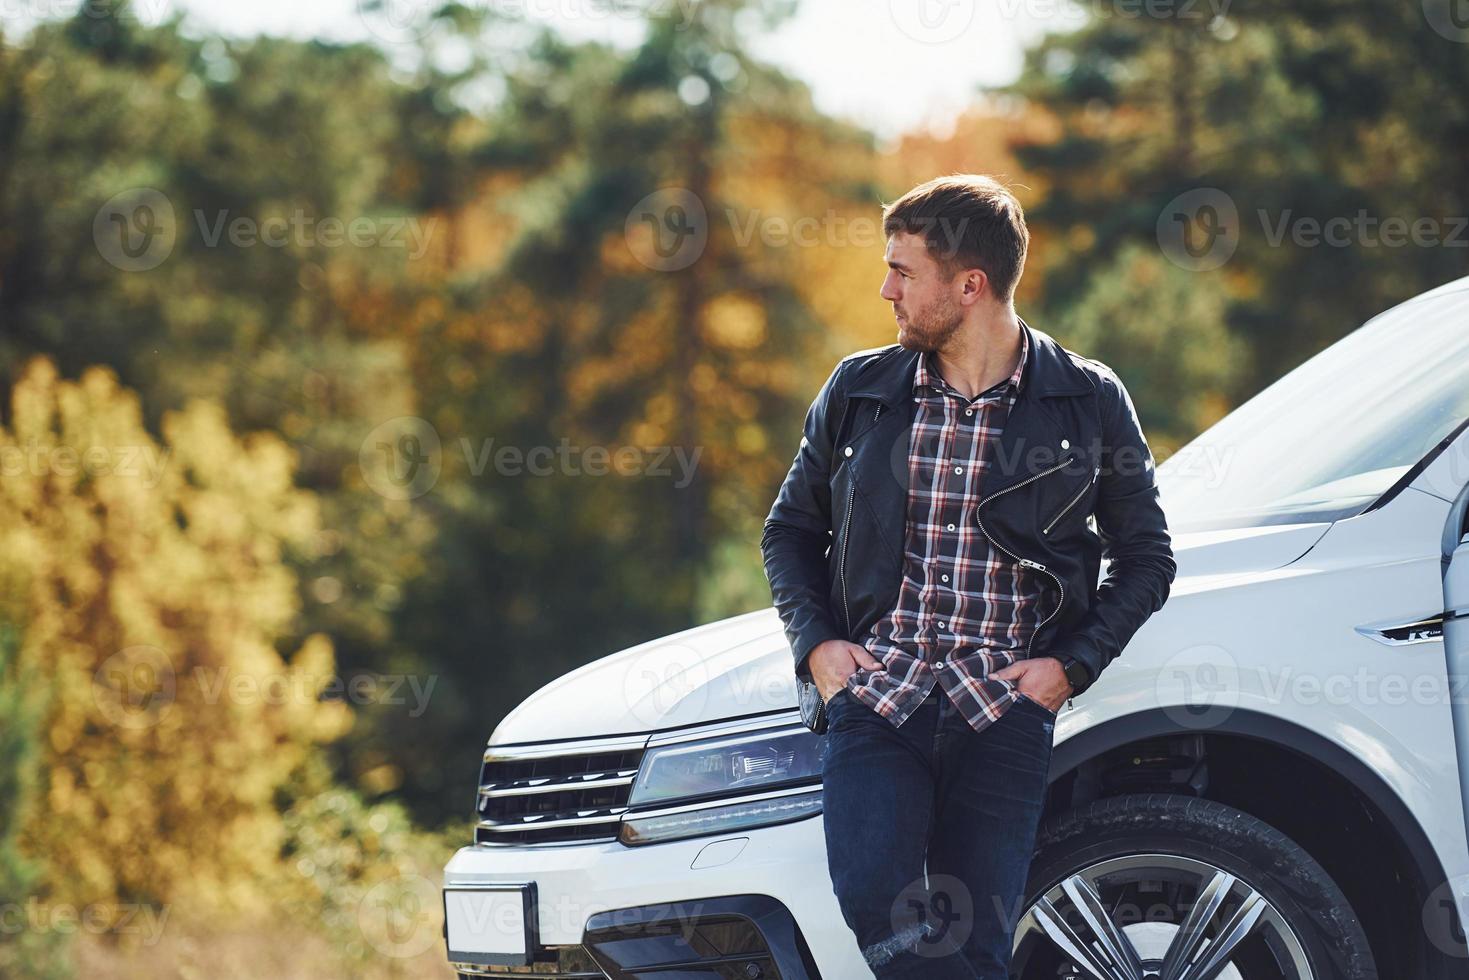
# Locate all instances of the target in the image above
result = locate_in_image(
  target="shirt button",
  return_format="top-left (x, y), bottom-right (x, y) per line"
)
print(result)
top-left (938, 622), bottom-right (947, 630)
top-left (941, 574), bottom-right (949, 582)
top-left (844, 447), bottom-right (853, 457)
top-left (1061, 439), bottom-right (1070, 450)
top-left (947, 523), bottom-right (955, 531)
top-left (954, 466), bottom-right (963, 474)
top-left (965, 409), bottom-right (973, 416)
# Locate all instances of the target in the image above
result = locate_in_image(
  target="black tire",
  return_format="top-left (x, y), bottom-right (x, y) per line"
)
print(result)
top-left (1015, 793), bottom-right (1378, 979)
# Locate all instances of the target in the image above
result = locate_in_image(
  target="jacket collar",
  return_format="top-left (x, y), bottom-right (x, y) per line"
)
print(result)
top-left (847, 316), bottom-right (1093, 407)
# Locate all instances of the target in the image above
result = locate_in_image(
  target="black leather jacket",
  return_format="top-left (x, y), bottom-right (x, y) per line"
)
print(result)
top-left (760, 318), bottom-right (1176, 700)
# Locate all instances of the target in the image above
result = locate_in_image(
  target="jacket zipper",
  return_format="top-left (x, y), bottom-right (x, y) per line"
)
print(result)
top-left (838, 479), bottom-right (856, 642)
top-left (1042, 459), bottom-right (1100, 536)
top-left (832, 401), bottom-right (882, 713)
top-left (974, 452), bottom-right (1075, 668)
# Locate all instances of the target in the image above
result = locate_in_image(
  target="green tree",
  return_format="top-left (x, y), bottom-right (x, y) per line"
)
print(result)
top-left (1003, 0), bottom-right (1469, 404)
top-left (368, 3), bottom-right (888, 818)
top-left (1053, 243), bottom-right (1244, 451)
top-left (0, 623), bottom-right (68, 979)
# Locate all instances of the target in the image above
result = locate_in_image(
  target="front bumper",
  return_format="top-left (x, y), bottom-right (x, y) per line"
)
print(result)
top-left (443, 814), bottom-right (867, 978)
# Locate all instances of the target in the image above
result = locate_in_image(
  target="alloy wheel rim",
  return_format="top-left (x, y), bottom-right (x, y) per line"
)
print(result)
top-left (1011, 852), bottom-right (1315, 979)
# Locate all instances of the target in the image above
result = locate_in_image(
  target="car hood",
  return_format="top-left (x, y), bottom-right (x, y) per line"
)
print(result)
top-left (487, 521), bottom-right (1330, 745)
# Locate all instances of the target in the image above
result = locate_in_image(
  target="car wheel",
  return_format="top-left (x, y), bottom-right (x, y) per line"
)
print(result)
top-left (1012, 793), bottom-right (1378, 979)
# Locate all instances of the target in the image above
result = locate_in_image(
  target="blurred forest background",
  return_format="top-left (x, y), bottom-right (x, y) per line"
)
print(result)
top-left (1, 0), bottom-right (1466, 975)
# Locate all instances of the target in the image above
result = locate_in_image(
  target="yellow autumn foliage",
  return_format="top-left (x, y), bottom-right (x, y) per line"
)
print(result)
top-left (1, 357), bottom-right (353, 918)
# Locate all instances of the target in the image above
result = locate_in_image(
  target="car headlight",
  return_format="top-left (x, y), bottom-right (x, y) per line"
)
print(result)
top-left (619, 725), bottom-right (824, 845)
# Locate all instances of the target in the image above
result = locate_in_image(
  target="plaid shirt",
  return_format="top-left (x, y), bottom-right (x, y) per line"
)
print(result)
top-left (841, 327), bottom-right (1058, 732)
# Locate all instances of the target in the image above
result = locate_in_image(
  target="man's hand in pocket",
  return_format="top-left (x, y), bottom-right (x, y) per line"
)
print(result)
top-left (809, 639), bottom-right (884, 702)
top-left (991, 656), bottom-right (1072, 713)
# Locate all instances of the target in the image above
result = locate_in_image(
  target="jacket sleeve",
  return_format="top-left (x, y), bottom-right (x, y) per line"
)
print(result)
top-left (760, 359), bottom-right (848, 684)
top-left (1050, 368), bottom-right (1176, 696)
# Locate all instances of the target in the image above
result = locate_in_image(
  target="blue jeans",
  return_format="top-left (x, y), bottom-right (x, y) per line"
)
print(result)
top-left (820, 685), bottom-right (1055, 979)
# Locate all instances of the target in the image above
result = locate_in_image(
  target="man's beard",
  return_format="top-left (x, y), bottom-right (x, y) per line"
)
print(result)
top-left (896, 297), bottom-right (963, 353)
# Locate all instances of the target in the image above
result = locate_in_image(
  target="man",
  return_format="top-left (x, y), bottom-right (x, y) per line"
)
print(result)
top-left (759, 174), bottom-right (1175, 978)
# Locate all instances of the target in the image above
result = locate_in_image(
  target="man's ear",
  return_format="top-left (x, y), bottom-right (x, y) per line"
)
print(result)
top-left (958, 267), bottom-right (989, 306)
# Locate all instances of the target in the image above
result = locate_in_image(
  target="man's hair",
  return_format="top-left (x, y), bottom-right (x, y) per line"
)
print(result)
top-left (881, 174), bottom-right (1029, 305)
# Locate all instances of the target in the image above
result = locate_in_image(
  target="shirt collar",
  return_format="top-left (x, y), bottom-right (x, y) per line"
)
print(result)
top-left (912, 323), bottom-right (1029, 399)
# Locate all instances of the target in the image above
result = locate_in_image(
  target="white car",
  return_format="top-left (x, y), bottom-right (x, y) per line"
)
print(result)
top-left (443, 275), bottom-right (1469, 980)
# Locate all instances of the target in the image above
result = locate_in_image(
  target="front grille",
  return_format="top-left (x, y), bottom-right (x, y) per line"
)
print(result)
top-left (476, 747), bottom-right (645, 846)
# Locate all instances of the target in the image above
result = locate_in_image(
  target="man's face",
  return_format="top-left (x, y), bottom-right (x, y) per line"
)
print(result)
top-left (879, 231), bottom-right (965, 353)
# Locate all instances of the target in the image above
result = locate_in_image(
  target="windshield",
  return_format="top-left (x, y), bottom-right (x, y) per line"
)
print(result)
top-left (1156, 285), bottom-right (1469, 532)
